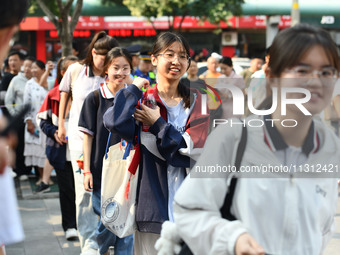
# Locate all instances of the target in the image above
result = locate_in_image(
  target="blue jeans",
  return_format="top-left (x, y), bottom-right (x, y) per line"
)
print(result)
top-left (92, 188), bottom-right (134, 255)
top-left (70, 150), bottom-right (98, 253)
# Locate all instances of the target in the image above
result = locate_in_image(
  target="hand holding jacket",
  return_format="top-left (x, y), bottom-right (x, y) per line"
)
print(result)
top-left (134, 104), bottom-right (161, 126)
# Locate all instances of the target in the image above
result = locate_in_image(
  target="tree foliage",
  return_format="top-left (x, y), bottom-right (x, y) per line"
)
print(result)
top-left (28, 0), bottom-right (60, 16)
top-left (105, 0), bottom-right (244, 32)
top-left (29, 0), bottom-right (83, 56)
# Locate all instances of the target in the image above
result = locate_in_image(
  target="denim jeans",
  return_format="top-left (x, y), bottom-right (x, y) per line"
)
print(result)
top-left (70, 150), bottom-right (98, 253)
top-left (92, 188), bottom-right (134, 255)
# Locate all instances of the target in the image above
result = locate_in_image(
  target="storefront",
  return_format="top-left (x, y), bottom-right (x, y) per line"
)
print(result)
top-left (16, 14), bottom-right (340, 62)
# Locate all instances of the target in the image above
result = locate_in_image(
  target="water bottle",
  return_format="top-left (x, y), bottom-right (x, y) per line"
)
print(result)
top-left (144, 94), bottom-right (157, 109)
top-left (108, 246), bottom-right (114, 255)
top-left (142, 94), bottom-right (157, 132)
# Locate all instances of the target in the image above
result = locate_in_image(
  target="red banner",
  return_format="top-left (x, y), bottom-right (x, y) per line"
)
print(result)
top-left (20, 16), bottom-right (291, 31)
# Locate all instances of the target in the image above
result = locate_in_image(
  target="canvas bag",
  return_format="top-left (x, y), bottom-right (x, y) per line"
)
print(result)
top-left (101, 132), bottom-right (140, 238)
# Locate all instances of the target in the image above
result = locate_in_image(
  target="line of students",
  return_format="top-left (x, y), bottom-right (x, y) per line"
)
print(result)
top-left (35, 23), bottom-right (340, 255)
top-left (58, 31), bottom-right (119, 255)
top-left (57, 31), bottom-right (209, 255)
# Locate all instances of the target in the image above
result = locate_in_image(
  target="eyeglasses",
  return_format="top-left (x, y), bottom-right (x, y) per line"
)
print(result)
top-left (284, 65), bottom-right (338, 85)
top-left (110, 66), bottom-right (131, 75)
top-left (158, 52), bottom-right (190, 63)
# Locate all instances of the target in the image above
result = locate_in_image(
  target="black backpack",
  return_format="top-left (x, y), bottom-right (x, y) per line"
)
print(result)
top-left (179, 125), bottom-right (248, 255)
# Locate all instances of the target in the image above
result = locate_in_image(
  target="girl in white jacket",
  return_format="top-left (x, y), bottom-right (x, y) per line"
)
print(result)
top-left (172, 24), bottom-right (340, 255)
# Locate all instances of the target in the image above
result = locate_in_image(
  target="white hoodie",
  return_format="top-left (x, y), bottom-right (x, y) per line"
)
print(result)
top-left (174, 116), bottom-right (340, 255)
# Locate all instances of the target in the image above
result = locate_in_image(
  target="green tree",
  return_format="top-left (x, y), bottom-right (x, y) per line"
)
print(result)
top-left (29, 0), bottom-right (83, 56)
top-left (104, 0), bottom-right (244, 33)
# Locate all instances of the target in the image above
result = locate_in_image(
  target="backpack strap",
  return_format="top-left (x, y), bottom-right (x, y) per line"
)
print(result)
top-left (220, 124), bottom-right (247, 220)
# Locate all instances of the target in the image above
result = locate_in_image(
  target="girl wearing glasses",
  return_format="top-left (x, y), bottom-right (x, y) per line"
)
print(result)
top-left (103, 32), bottom-right (210, 254)
top-left (78, 47), bottom-right (134, 255)
top-left (173, 24), bottom-right (340, 255)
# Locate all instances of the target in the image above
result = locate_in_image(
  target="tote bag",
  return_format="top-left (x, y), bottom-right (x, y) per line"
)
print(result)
top-left (101, 133), bottom-right (140, 238)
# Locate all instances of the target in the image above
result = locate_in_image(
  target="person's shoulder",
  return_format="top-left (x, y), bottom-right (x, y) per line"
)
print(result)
top-left (89, 88), bottom-right (105, 103)
top-left (205, 118), bottom-right (248, 155)
top-left (26, 78), bottom-right (35, 85)
top-left (0, 73), bottom-right (14, 86)
top-left (251, 69), bottom-right (264, 78)
top-left (3, 72), bottom-right (15, 79)
top-left (85, 89), bottom-right (97, 100)
top-left (67, 61), bottom-right (83, 73)
top-left (69, 61), bottom-right (82, 68)
top-left (81, 91), bottom-right (99, 115)
top-left (8, 73), bottom-right (22, 83)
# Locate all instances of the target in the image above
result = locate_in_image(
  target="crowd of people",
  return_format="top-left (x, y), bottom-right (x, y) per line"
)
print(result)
top-left (1, 1), bottom-right (340, 255)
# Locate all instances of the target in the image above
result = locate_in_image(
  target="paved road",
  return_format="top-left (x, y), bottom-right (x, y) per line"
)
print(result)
top-left (5, 179), bottom-right (340, 255)
top-left (6, 178), bottom-right (81, 255)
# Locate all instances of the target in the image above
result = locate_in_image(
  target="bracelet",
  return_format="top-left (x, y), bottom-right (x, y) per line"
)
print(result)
top-left (83, 172), bottom-right (92, 176)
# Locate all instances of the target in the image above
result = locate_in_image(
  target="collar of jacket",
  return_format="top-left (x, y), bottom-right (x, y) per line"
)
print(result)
top-left (85, 65), bottom-right (95, 77)
top-left (263, 114), bottom-right (319, 156)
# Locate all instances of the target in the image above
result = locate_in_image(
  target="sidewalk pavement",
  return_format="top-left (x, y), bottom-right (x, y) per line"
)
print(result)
top-left (5, 178), bottom-right (340, 255)
top-left (5, 177), bottom-right (81, 255)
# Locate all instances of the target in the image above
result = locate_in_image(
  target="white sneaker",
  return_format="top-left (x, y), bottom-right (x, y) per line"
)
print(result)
top-left (65, 228), bottom-right (78, 241)
top-left (19, 174), bottom-right (28, 181)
